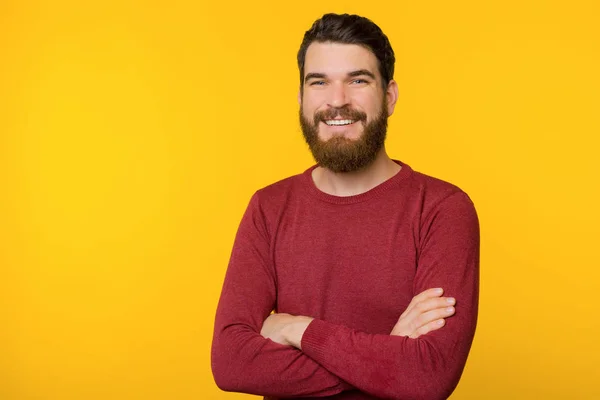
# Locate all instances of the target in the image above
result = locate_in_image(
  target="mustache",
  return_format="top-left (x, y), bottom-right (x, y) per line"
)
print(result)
top-left (313, 106), bottom-right (367, 125)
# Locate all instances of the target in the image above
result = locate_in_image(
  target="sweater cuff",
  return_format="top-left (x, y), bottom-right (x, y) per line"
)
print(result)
top-left (300, 318), bottom-right (335, 362)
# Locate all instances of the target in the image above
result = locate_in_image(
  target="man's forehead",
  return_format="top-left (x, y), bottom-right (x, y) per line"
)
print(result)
top-left (304, 42), bottom-right (379, 77)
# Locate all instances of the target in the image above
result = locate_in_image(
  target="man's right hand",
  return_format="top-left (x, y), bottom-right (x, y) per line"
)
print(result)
top-left (390, 288), bottom-right (456, 339)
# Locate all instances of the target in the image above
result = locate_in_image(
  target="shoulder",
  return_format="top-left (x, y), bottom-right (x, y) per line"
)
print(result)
top-left (402, 163), bottom-right (476, 219)
top-left (255, 171), bottom-right (304, 199)
top-left (408, 167), bottom-right (464, 197)
top-left (256, 173), bottom-right (303, 198)
top-left (398, 166), bottom-right (479, 246)
top-left (249, 166), bottom-right (313, 213)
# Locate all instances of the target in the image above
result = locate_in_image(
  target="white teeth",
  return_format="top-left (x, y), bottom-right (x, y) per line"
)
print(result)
top-left (325, 119), bottom-right (355, 126)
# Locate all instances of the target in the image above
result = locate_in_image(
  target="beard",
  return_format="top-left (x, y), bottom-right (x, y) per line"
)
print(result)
top-left (299, 98), bottom-right (389, 173)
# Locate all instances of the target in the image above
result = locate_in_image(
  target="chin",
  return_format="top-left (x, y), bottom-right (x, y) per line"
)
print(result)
top-left (318, 130), bottom-right (363, 142)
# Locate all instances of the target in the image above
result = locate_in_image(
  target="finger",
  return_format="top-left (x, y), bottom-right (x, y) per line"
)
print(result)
top-left (409, 318), bottom-right (446, 339)
top-left (414, 287), bottom-right (445, 302)
top-left (391, 303), bottom-right (455, 337)
top-left (414, 305), bottom-right (455, 329)
top-left (402, 288), bottom-right (444, 316)
top-left (404, 294), bottom-right (455, 319)
top-left (398, 301), bottom-right (455, 336)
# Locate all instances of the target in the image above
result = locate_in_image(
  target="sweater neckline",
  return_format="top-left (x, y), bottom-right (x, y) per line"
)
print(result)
top-left (301, 160), bottom-right (412, 204)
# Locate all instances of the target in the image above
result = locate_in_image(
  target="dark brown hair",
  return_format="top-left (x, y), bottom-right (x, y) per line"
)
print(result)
top-left (297, 13), bottom-right (395, 90)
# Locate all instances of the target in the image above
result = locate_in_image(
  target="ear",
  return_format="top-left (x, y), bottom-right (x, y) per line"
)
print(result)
top-left (385, 80), bottom-right (399, 117)
top-left (298, 89), bottom-right (302, 106)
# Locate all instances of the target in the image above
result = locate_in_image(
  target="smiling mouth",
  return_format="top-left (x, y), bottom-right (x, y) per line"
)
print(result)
top-left (324, 119), bottom-right (356, 126)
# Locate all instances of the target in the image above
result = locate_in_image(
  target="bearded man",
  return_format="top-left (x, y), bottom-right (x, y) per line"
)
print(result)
top-left (211, 13), bottom-right (480, 400)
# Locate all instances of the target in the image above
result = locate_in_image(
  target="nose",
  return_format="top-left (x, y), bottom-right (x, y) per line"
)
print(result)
top-left (327, 82), bottom-right (350, 108)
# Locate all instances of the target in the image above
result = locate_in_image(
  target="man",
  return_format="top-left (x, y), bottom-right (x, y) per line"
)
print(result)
top-left (211, 13), bottom-right (479, 400)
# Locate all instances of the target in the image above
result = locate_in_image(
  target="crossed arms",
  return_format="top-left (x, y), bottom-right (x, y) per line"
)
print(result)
top-left (211, 191), bottom-right (479, 399)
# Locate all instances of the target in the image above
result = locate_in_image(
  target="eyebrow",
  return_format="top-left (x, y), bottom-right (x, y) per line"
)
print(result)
top-left (304, 69), bottom-right (377, 82)
top-left (348, 69), bottom-right (376, 80)
top-left (304, 72), bottom-right (327, 81)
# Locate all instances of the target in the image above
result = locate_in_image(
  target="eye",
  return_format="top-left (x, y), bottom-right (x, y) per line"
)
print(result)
top-left (351, 79), bottom-right (368, 84)
top-left (310, 80), bottom-right (326, 86)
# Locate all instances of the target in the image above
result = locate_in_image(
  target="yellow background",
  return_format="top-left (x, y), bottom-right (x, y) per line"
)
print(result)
top-left (1, 0), bottom-right (599, 399)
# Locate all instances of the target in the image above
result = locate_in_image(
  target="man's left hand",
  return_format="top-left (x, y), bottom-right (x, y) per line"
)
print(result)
top-left (260, 313), bottom-right (313, 349)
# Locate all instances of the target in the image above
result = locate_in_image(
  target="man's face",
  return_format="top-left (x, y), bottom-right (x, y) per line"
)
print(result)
top-left (299, 42), bottom-right (397, 173)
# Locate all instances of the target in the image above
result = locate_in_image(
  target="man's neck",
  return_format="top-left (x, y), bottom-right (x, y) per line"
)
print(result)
top-left (311, 149), bottom-right (402, 197)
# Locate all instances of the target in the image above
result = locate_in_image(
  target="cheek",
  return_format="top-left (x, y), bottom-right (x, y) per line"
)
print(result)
top-left (301, 106), bottom-right (314, 121)
top-left (301, 106), bottom-right (320, 123)
top-left (302, 92), bottom-right (327, 113)
top-left (358, 96), bottom-right (384, 118)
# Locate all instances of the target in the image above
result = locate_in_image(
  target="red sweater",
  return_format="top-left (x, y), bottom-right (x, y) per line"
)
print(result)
top-left (211, 161), bottom-right (480, 400)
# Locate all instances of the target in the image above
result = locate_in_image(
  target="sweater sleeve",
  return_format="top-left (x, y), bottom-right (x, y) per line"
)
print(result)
top-left (300, 192), bottom-right (480, 400)
top-left (211, 192), bottom-right (353, 397)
